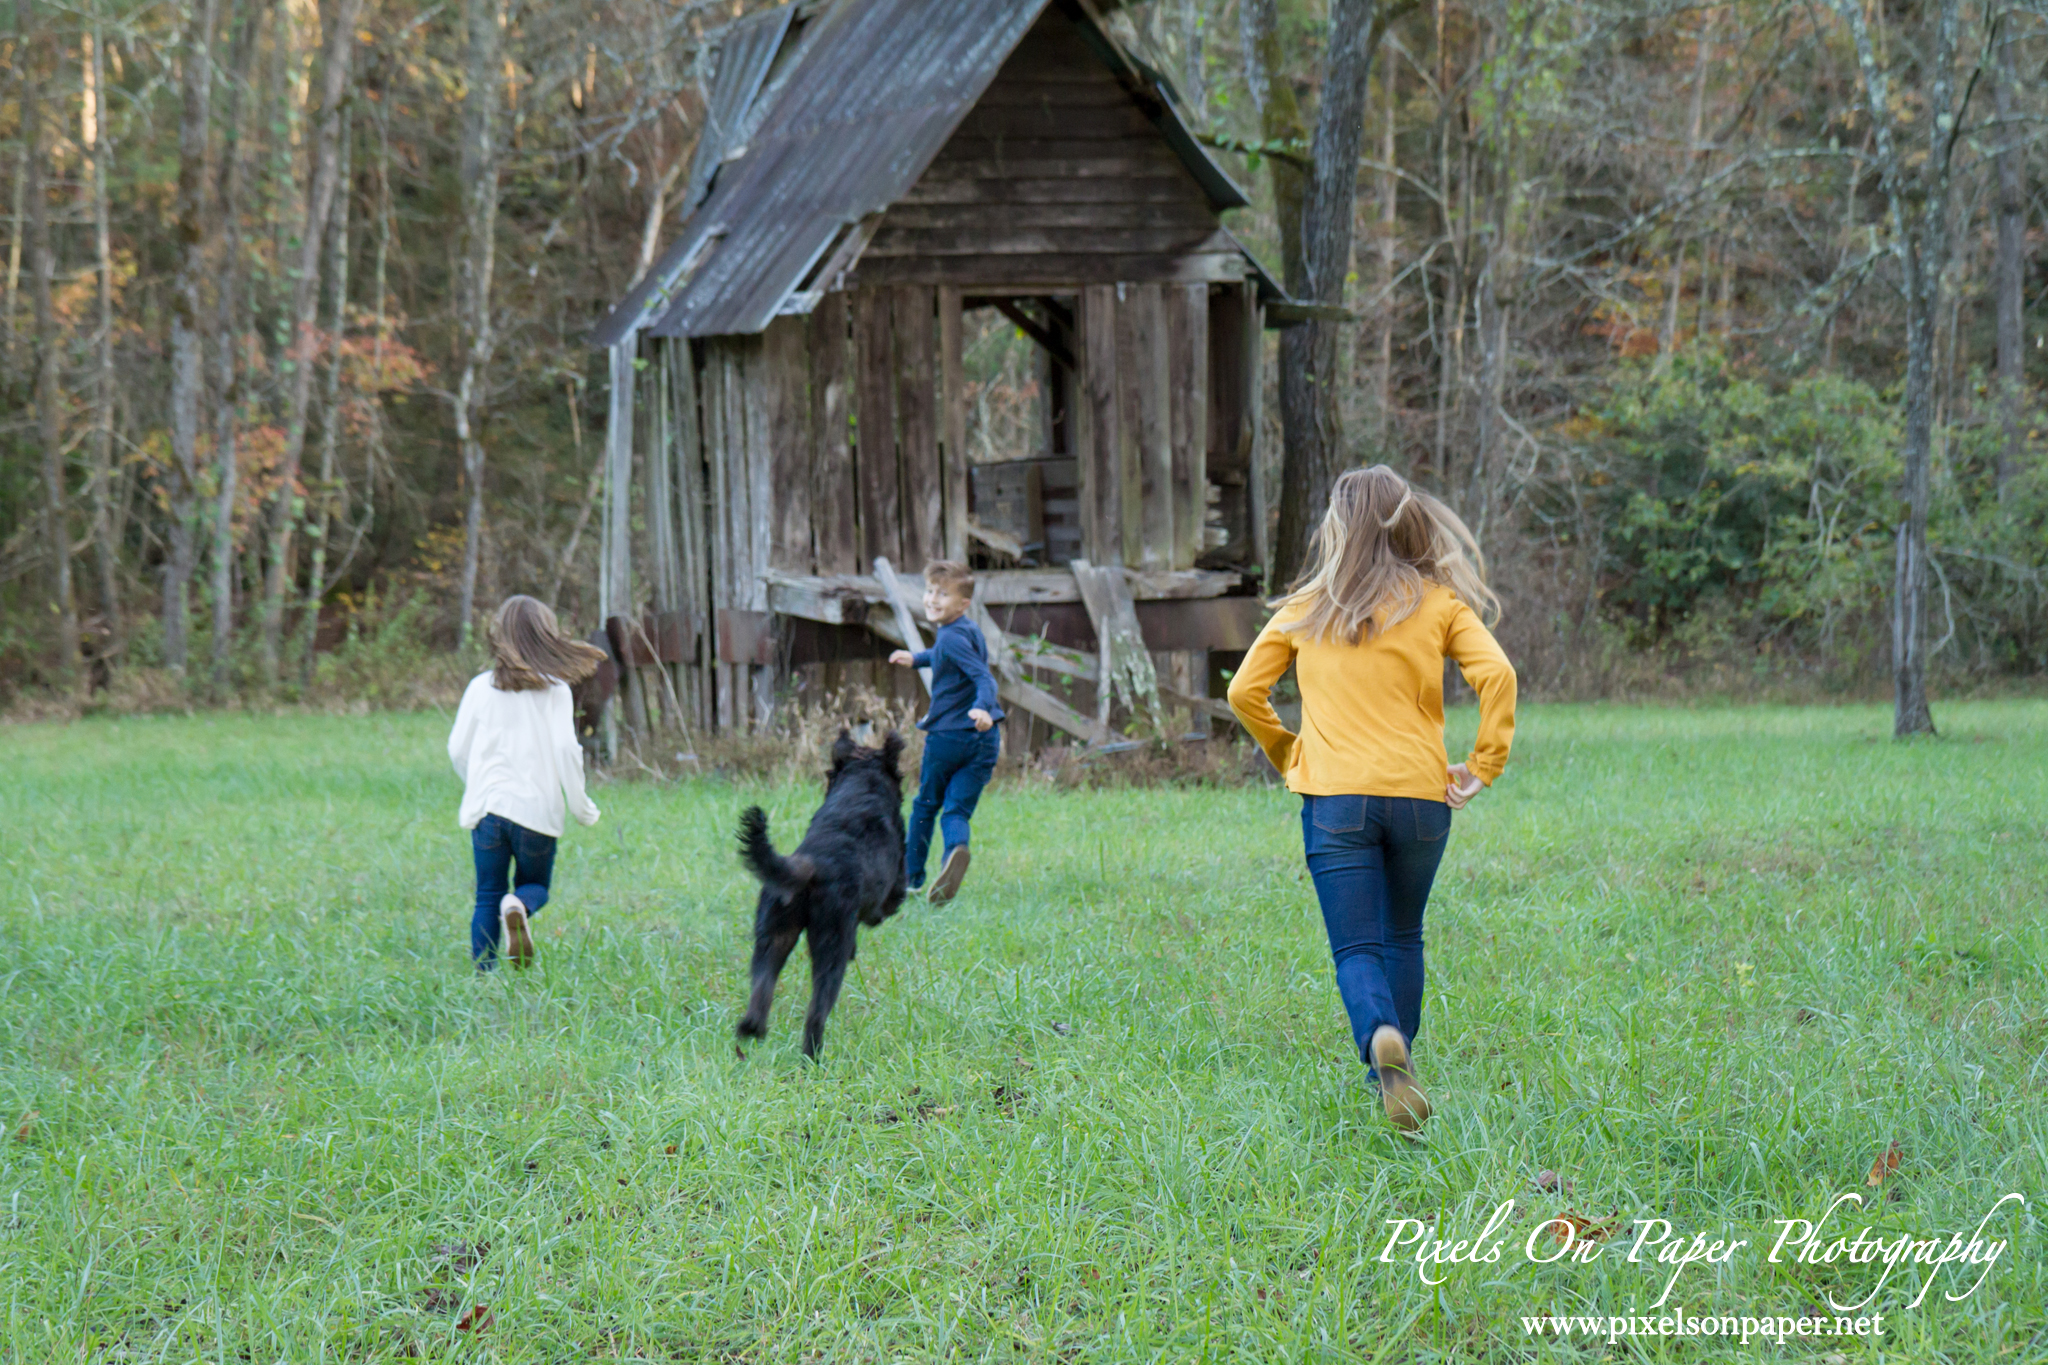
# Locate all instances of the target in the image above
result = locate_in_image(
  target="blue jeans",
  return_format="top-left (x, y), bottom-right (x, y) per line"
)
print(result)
top-left (1301, 794), bottom-right (1451, 1066)
top-left (905, 727), bottom-right (1001, 887)
top-left (471, 813), bottom-right (555, 969)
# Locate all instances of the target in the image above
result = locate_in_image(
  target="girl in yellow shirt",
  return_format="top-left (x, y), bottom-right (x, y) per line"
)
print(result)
top-left (1228, 466), bottom-right (1516, 1130)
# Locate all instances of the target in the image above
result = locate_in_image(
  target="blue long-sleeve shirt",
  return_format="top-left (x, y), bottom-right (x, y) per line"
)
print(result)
top-left (911, 617), bottom-right (1005, 732)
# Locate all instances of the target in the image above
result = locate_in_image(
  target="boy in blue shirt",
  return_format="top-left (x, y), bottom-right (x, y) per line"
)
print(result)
top-left (888, 560), bottom-right (1005, 904)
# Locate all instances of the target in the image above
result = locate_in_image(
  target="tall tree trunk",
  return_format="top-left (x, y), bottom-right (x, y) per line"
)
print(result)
top-left (257, 0), bottom-right (361, 686)
top-left (1833, 0), bottom-right (1955, 737)
top-left (1372, 61), bottom-right (1397, 450)
top-left (1272, 0), bottom-right (1404, 587)
top-left (166, 0), bottom-right (219, 676)
top-left (1991, 19), bottom-right (2025, 499)
top-left (454, 0), bottom-right (502, 643)
top-left (1241, 0), bottom-right (1306, 582)
top-left (209, 0), bottom-right (264, 691)
top-left (3, 126), bottom-right (21, 381)
top-left (1655, 10), bottom-right (1714, 371)
top-left (22, 2), bottom-right (79, 687)
top-left (297, 114), bottom-right (351, 681)
top-left (84, 16), bottom-right (121, 654)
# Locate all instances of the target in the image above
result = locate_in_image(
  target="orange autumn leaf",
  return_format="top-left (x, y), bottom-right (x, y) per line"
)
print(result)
top-left (1865, 1141), bottom-right (1903, 1187)
top-left (1552, 1213), bottom-right (1621, 1245)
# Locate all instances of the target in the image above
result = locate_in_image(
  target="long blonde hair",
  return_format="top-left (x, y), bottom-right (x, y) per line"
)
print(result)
top-left (489, 595), bottom-right (605, 691)
top-left (1275, 466), bottom-right (1499, 644)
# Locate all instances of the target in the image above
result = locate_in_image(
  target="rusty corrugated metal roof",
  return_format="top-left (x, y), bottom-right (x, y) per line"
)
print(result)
top-left (594, 0), bottom-right (1275, 345)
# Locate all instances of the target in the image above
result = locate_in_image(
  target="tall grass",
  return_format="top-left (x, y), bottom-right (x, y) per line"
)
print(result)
top-left (0, 703), bottom-right (2042, 1361)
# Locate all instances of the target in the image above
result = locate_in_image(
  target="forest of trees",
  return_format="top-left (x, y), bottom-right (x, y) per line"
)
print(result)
top-left (1, 0), bottom-right (2042, 726)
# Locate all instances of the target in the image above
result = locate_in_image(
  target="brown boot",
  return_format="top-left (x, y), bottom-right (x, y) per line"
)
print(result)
top-left (1370, 1025), bottom-right (1432, 1130)
top-left (499, 893), bottom-right (536, 970)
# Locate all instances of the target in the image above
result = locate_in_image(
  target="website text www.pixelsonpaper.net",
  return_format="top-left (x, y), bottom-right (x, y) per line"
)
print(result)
top-left (1520, 1310), bottom-right (1885, 1346)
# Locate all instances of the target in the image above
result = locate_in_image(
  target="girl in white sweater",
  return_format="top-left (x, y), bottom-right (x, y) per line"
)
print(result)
top-left (447, 596), bottom-right (606, 970)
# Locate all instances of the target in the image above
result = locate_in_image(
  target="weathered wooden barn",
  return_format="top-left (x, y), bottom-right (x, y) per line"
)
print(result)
top-left (589, 0), bottom-right (1293, 751)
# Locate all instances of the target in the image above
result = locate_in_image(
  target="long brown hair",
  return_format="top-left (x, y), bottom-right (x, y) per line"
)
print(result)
top-left (489, 595), bottom-right (605, 691)
top-left (1275, 466), bottom-right (1499, 645)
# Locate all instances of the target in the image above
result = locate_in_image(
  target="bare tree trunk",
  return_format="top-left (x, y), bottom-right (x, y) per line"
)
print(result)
top-left (209, 0), bottom-right (264, 692)
top-left (166, 0), bottom-right (219, 676)
top-left (1272, 0), bottom-right (1408, 587)
top-left (1991, 19), bottom-right (2025, 500)
top-left (297, 113), bottom-right (351, 682)
top-left (1655, 10), bottom-right (1714, 371)
top-left (454, 0), bottom-right (502, 643)
top-left (84, 15), bottom-right (121, 654)
top-left (21, 3), bottom-right (79, 687)
top-left (1833, 0), bottom-right (1956, 737)
top-left (256, 0), bottom-right (361, 686)
top-left (1372, 61), bottom-right (1397, 451)
top-left (3, 122), bottom-right (21, 380)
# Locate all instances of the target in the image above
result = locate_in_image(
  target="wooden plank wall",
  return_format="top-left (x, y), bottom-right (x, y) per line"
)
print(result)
top-left (1072, 282), bottom-right (1207, 571)
top-left (847, 9), bottom-right (1242, 291)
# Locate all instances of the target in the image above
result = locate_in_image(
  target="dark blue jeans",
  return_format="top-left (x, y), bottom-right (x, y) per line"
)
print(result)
top-left (1301, 794), bottom-right (1451, 1067)
top-left (905, 727), bottom-right (1001, 887)
top-left (471, 813), bottom-right (556, 969)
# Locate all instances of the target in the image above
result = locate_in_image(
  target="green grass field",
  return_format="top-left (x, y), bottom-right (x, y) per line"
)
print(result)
top-left (2, 702), bottom-right (2044, 1362)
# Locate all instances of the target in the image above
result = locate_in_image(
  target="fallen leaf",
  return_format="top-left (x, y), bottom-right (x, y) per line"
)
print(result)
top-left (1866, 1140), bottom-right (1902, 1187)
top-left (1552, 1213), bottom-right (1620, 1245)
top-left (454, 1303), bottom-right (493, 1333)
top-left (1535, 1169), bottom-right (1559, 1193)
top-left (13, 1111), bottom-right (37, 1142)
top-left (663, 1144), bottom-right (678, 1155)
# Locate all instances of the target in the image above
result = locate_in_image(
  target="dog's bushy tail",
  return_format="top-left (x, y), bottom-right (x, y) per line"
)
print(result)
top-left (737, 806), bottom-right (815, 893)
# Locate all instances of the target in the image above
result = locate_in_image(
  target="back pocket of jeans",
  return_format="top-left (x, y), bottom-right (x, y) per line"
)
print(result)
top-left (1310, 794), bottom-right (1367, 834)
top-left (1415, 800), bottom-right (1451, 842)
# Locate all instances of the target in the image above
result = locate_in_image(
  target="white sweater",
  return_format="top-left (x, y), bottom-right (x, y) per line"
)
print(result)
top-left (447, 672), bottom-right (601, 837)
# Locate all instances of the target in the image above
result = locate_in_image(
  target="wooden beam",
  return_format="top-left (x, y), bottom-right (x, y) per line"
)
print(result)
top-left (873, 556), bottom-right (931, 695)
top-left (990, 297), bottom-right (1076, 369)
top-left (757, 566), bottom-right (1243, 609)
top-left (969, 585), bottom-right (1106, 745)
top-left (1071, 557), bottom-right (1159, 726)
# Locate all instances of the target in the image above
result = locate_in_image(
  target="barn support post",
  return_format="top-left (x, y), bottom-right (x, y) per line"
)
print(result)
top-left (1243, 281), bottom-right (1269, 583)
top-left (939, 286), bottom-right (967, 560)
top-left (668, 340), bottom-right (712, 732)
top-left (602, 338), bottom-right (638, 755)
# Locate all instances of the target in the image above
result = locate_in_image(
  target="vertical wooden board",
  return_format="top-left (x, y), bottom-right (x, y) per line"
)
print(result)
top-left (1168, 283), bottom-right (1208, 570)
top-left (852, 288), bottom-right (901, 567)
top-left (603, 341), bottom-right (637, 623)
top-left (1112, 286), bottom-right (1156, 567)
top-left (669, 341), bottom-right (713, 728)
top-left (645, 345), bottom-right (681, 614)
top-left (808, 294), bottom-right (859, 574)
top-left (701, 345), bottom-right (731, 614)
top-left (939, 286), bottom-right (967, 560)
top-left (764, 317), bottom-right (813, 575)
top-left (1244, 283), bottom-right (1269, 580)
top-left (894, 285), bottom-right (941, 572)
top-left (737, 333), bottom-right (775, 610)
top-left (1131, 284), bottom-right (1174, 569)
top-left (1077, 284), bottom-right (1122, 564)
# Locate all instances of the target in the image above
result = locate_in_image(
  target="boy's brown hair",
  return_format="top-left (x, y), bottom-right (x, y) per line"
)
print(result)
top-left (490, 595), bottom-right (606, 691)
top-left (923, 560), bottom-right (974, 599)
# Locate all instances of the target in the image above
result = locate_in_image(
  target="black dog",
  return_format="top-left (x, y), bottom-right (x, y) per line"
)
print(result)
top-left (735, 730), bottom-right (909, 1059)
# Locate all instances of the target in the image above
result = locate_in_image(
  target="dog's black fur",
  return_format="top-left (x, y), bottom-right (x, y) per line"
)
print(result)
top-left (735, 729), bottom-right (909, 1059)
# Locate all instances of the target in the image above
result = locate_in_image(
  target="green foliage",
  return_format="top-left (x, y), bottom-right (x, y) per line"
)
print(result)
top-left (1, 705), bottom-right (2042, 1359)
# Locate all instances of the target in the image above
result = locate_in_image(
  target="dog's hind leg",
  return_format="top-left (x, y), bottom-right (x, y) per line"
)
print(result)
top-left (799, 928), bottom-right (855, 1060)
top-left (737, 923), bottom-right (802, 1043)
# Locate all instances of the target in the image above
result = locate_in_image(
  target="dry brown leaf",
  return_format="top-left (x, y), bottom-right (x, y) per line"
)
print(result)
top-left (663, 1144), bottom-right (678, 1155)
top-left (454, 1303), bottom-right (493, 1333)
top-left (1535, 1169), bottom-right (1559, 1193)
top-left (13, 1110), bottom-right (37, 1142)
top-left (1552, 1213), bottom-right (1621, 1245)
top-left (1865, 1140), bottom-right (1902, 1187)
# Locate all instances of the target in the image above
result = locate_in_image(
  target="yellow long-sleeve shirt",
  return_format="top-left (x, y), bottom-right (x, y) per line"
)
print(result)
top-left (1226, 585), bottom-right (1517, 799)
